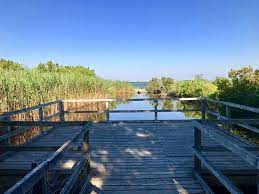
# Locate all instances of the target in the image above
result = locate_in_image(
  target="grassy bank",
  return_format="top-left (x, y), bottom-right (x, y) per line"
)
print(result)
top-left (0, 59), bottom-right (134, 112)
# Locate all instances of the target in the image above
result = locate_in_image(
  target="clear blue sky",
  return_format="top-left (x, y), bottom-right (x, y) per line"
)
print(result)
top-left (0, 0), bottom-right (258, 81)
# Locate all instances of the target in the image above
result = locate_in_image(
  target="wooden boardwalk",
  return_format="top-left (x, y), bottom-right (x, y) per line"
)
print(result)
top-left (0, 97), bottom-right (258, 193)
top-left (88, 122), bottom-right (258, 194)
top-left (0, 126), bottom-right (85, 175)
top-left (89, 122), bottom-right (204, 194)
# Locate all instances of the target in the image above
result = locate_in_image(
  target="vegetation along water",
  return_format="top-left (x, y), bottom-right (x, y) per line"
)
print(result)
top-left (0, 59), bottom-right (134, 113)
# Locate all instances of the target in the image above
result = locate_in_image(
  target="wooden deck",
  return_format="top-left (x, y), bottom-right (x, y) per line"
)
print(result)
top-left (87, 122), bottom-right (257, 194)
top-left (0, 126), bottom-right (85, 175)
top-left (0, 97), bottom-right (259, 193)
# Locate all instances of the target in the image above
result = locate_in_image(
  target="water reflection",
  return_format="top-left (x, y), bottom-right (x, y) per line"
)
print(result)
top-left (65, 94), bottom-right (201, 121)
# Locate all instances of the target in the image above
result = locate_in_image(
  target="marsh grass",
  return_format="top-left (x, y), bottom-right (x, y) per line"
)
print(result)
top-left (0, 70), bottom-right (134, 113)
top-left (0, 60), bottom-right (134, 147)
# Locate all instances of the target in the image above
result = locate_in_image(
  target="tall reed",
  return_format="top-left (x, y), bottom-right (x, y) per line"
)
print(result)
top-left (0, 60), bottom-right (134, 113)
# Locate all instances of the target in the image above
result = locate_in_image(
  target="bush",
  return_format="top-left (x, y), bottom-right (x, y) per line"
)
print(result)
top-left (213, 66), bottom-right (259, 108)
top-left (146, 76), bottom-right (217, 97)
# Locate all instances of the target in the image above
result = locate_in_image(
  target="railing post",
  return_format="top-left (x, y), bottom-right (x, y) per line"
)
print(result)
top-left (58, 101), bottom-right (65, 122)
top-left (31, 162), bottom-right (48, 194)
top-left (194, 126), bottom-right (202, 173)
top-left (225, 106), bottom-right (231, 118)
top-left (154, 100), bottom-right (158, 121)
top-left (105, 101), bottom-right (109, 121)
top-left (39, 107), bottom-right (44, 133)
top-left (225, 105), bottom-right (232, 128)
top-left (200, 98), bottom-right (206, 119)
top-left (0, 113), bottom-right (11, 145)
top-left (83, 126), bottom-right (90, 175)
top-left (83, 127), bottom-right (90, 153)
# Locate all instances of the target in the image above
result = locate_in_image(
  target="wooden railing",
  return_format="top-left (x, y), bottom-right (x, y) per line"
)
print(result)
top-left (192, 99), bottom-right (259, 194)
top-left (0, 100), bottom-right (91, 194)
top-left (205, 98), bottom-right (259, 134)
top-left (63, 97), bottom-right (205, 121)
top-left (4, 122), bottom-right (91, 194)
top-left (1, 97), bottom-right (259, 193)
top-left (0, 100), bottom-right (64, 148)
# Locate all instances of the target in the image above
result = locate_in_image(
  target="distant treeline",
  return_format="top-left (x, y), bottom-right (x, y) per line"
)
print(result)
top-left (146, 67), bottom-right (259, 108)
top-left (0, 59), bottom-right (134, 112)
top-left (128, 82), bottom-right (148, 89)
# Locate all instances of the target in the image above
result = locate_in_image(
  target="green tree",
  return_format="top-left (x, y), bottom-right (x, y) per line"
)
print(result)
top-left (161, 77), bottom-right (175, 93)
top-left (146, 77), bottom-right (165, 94)
top-left (214, 66), bottom-right (259, 109)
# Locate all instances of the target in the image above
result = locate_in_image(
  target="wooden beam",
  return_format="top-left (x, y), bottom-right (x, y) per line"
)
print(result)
top-left (0, 121), bottom-right (91, 126)
top-left (38, 107), bottom-right (44, 133)
top-left (64, 109), bottom-right (201, 114)
top-left (95, 120), bottom-right (196, 124)
top-left (0, 126), bottom-right (34, 142)
top-left (0, 100), bottom-right (60, 120)
top-left (238, 123), bottom-right (259, 134)
top-left (4, 122), bottom-right (92, 194)
top-left (201, 146), bottom-right (259, 152)
top-left (206, 110), bottom-right (259, 134)
top-left (96, 119), bottom-right (259, 124)
top-left (201, 99), bottom-right (206, 119)
top-left (44, 112), bottom-right (60, 120)
top-left (193, 148), bottom-right (243, 194)
top-left (206, 98), bottom-right (259, 114)
top-left (0, 126), bottom-right (57, 161)
top-left (60, 153), bottom-right (90, 194)
top-left (193, 170), bottom-right (214, 194)
top-left (194, 126), bottom-right (202, 172)
top-left (200, 119), bottom-right (259, 125)
top-left (63, 97), bottom-right (201, 103)
top-left (193, 121), bottom-right (259, 169)
top-left (154, 100), bottom-right (158, 121)
top-left (105, 101), bottom-right (109, 121)
top-left (0, 145), bottom-right (82, 152)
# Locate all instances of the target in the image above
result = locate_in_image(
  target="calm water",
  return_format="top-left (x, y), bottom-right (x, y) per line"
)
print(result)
top-left (110, 94), bottom-right (199, 120)
top-left (128, 82), bottom-right (148, 89)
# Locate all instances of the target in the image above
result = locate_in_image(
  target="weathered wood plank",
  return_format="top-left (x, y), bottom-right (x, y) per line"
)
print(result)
top-left (193, 148), bottom-right (243, 194)
top-left (191, 170), bottom-right (214, 194)
top-left (60, 153), bottom-right (90, 194)
top-left (193, 121), bottom-right (259, 169)
top-left (206, 98), bottom-right (259, 114)
top-left (0, 100), bottom-right (60, 120)
top-left (64, 109), bottom-right (201, 114)
top-left (63, 97), bottom-right (201, 103)
top-left (4, 123), bottom-right (92, 193)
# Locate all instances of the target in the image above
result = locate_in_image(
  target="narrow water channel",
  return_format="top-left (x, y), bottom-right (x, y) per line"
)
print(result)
top-left (110, 93), bottom-right (201, 120)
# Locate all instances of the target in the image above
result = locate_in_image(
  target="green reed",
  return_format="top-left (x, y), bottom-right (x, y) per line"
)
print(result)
top-left (0, 69), bottom-right (134, 112)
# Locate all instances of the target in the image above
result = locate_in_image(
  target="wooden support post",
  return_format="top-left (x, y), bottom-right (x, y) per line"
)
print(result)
top-left (225, 106), bottom-right (232, 128)
top-left (105, 101), bottom-right (109, 121)
top-left (83, 127), bottom-right (90, 179)
top-left (194, 127), bottom-right (202, 173)
top-left (39, 107), bottom-right (44, 133)
top-left (154, 100), bottom-right (158, 121)
top-left (226, 106), bottom-right (231, 118)
top-left (31, 162), bottom-right (48, 194)
top-left (0, 113), bottom-right (11, 145)
top-left (58, 101), bottom-right (65, 122)
top-left (83, 128), bottom-right (89, 153)
top-left (200, 99), bottom-right (206, 119)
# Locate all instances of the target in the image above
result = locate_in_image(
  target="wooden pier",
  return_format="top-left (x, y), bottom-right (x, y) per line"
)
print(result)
top-left (0, 98), bottom-right (258, 193)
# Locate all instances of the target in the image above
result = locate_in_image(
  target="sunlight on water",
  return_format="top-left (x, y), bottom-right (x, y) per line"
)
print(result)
top-left (110, 94), bottom-right (200, 120)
